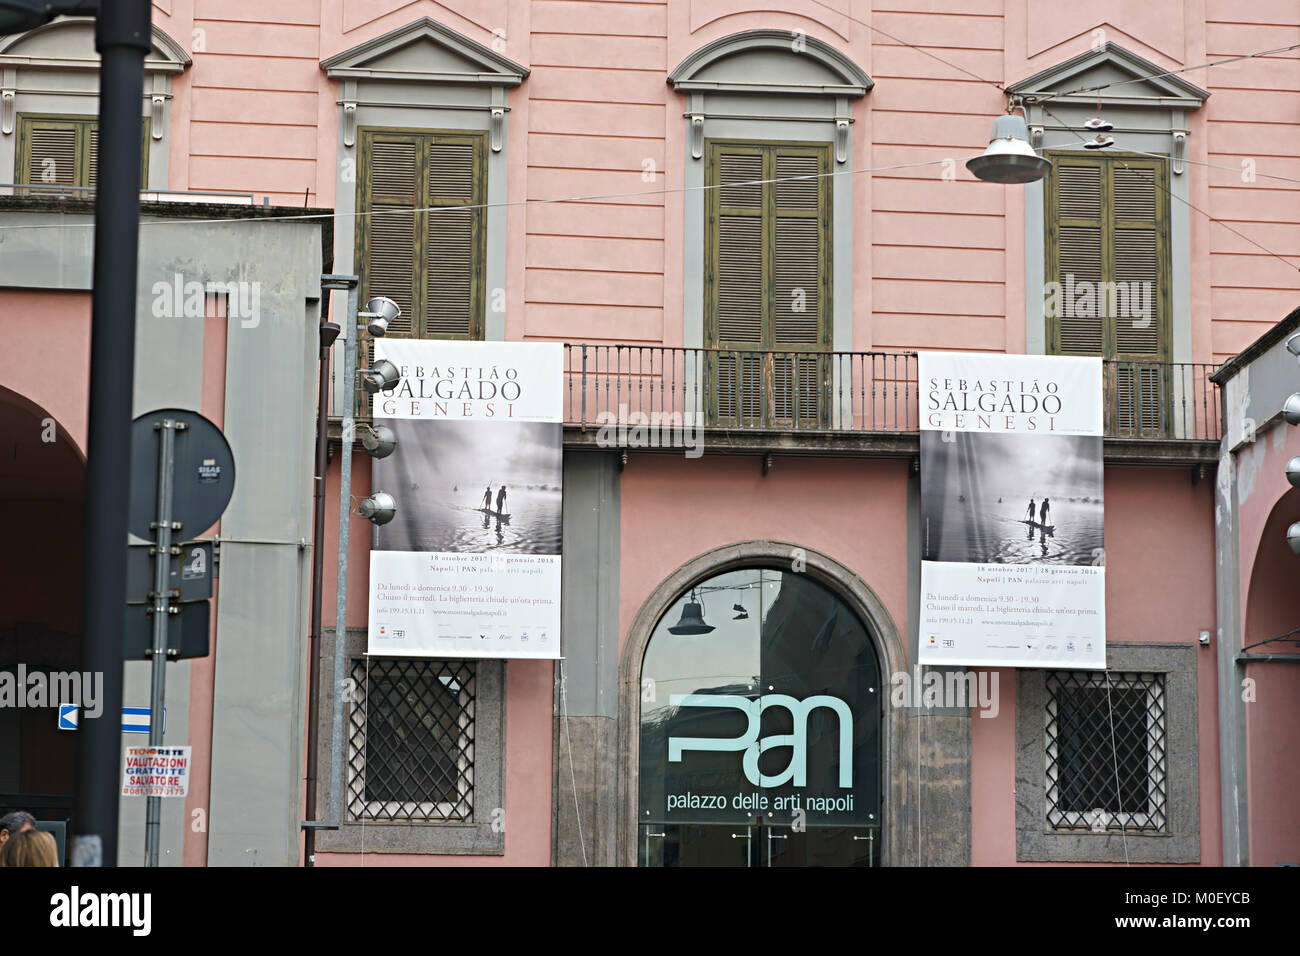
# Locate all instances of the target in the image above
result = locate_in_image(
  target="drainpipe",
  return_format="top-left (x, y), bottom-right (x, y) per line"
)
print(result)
top-left (302, 295), bottom-right (341, 866)
top-left (301, 276), bottom-right (357, 854)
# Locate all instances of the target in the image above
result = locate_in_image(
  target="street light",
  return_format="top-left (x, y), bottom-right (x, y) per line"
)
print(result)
top-left (967, 110), bottom-right (1050, 185)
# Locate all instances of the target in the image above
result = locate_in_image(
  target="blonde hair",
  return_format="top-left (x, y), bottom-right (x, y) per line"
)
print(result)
top-left (0, 828), bottom-right (58, 867)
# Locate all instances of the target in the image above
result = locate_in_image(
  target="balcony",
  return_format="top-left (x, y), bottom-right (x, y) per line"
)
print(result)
top-left (562, 345), bottom-right (1223, 466)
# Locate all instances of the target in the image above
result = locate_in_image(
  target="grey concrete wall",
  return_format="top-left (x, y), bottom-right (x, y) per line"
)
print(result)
top-left (553, 451), bottom-right (620, 866)
top-left (0, 206), bottom-right (323, 866)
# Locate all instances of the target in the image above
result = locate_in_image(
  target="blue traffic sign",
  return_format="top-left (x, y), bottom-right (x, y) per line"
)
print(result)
top-left (56, 704), bottom-right (165, 734)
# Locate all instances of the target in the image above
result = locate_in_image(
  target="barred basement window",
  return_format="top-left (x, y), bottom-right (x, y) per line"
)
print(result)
top-left (346, 658), bottom-right (475, 822)
top-left (1045, 671), bottom-right (1166, 832)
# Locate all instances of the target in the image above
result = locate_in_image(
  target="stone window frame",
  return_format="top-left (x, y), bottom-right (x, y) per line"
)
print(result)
top-left (315, 627), bottom-right (507, 855)
top-left (1016, 641), bottom-right (1199, 863)
top-left (0, 16), bottom-right (187, 193)
top-left (669, 29), bottom-right (871, 357)
top-left (321, 16), bottom-right (527, 360)
top-left (1010, 41), bottom-right (1208, 373)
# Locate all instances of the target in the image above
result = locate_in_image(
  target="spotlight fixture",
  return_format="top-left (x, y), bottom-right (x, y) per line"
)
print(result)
top-left (362, 358), bottom-right (401, 394)
top-left (1284, 393), bottom-right (1300, 426)
top-left (1286, 332), bottom-right (1300, 357)
top-left (966, 111), bottom-right (1050, 185)
top-left (359, 491), bottom-right (397, 526)
top-left (363, 296), bottom-right (401, 337)
top-left (360, 423), bottom-right (397, 459)
top-left (1287, 457), bottom-right (1300, 489)
top-left (1288, 521), bottom-right (1300, 556)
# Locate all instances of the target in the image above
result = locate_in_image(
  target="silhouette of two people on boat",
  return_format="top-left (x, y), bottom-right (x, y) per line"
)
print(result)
top-left (1026, 497), bottom-right (1051, 528)
top-left (481, 484), bottom-right (508, 517)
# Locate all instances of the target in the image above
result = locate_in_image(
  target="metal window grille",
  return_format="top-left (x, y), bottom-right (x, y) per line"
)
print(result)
top-left (1045, 671), bottom-right (1166, 832)
top-left (346, 658), bottom-right (475, 821)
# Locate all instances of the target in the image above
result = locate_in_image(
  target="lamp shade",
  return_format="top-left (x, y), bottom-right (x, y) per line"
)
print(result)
top-left (966, 113), bottom-right (1050, 184)
top-left (668, 601), bottom-right (715, 635)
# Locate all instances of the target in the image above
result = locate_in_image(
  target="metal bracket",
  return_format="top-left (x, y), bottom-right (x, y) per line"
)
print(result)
top-left (342, 101), bottom-right (357, 149)
top-left (1171, 128), bottom-right (1187, 175)
top-left (151, 95), bottom-right (165, 140)
top-left (490, 106), bottom-right (504, 153)
top-left (762, 452), bottom-right (774, 476)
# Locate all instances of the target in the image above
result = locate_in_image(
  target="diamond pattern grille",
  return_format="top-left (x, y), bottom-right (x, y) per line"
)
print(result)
top-left (347, 659), bottom-right (475, 821)
top-left (1045, 671), bottom-right (1166, 832)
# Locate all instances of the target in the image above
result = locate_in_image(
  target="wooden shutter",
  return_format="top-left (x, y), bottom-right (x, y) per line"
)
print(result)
top-left (21, 120), bottom-right (78, 194)
top-left (425, 138), bottom-right (483, 339)
top-left (18, 115), bottom-right (149, 195)
top-left (361, 135), bottom-right (420, 336)
top-left (772, 148), bottom-right (829, 425)
top-left (706, 141), bottom-right (832, 426)
top-left (1051, 161), bottom-right (1105, 354)
top-left (358, 130), bottom-right (485, 341)
top-left (710, 146), bottom-right (764, 423)
top-left (1046, 152), bottom-right (1170, 435)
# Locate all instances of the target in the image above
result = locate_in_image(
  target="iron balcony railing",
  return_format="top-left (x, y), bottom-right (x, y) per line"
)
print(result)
top-left (562, 345), bottom-right (1223, 442)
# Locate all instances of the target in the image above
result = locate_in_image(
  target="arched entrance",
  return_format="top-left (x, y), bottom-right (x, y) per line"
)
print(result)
top-left (619, 543), bottom-right (911, 867)
top-left (0, 387), bottom-right (85, 841)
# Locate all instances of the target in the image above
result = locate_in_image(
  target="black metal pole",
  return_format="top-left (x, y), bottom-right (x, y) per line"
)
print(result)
top-left (303, 327), bottom-right (333, 867)
top-left (72, 0), bottom-right (152, 868)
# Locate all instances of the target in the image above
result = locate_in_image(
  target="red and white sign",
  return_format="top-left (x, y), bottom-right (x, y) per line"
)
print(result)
top-left (121, 745), bottom-right (191, 798)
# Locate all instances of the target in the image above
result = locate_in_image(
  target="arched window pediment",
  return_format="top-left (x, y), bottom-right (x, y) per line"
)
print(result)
top-left (669, 28), bottom-right (871, 97)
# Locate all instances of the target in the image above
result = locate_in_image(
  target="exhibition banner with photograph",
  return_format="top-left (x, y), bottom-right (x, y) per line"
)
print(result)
top-left (366, 340), bottom-right (563, 659)
top-left (918, 352), bottom-right (1105, 669)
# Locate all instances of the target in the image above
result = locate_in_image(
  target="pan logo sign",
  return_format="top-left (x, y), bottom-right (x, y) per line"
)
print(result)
top-left (667, 693), bottom-right (852, 788)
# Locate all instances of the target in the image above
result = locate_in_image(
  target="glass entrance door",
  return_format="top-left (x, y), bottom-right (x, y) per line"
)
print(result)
top-left (639, 822), bottom-right (879, 867)
top-left (638, 567), bottom-right (883, 867)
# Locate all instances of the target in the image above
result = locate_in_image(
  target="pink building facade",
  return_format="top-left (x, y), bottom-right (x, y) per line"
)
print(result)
top-left (0, 1), bottom-right (1297, 866)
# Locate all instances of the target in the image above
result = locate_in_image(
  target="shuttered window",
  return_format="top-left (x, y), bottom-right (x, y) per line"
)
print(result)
top-left (1045, 152), bottom-right (1171, 435)
top-left (705, 140), bottom-right (832, 426)
top-left (356, 129), bottom-right (486, 340)
top-left (15, 114), bottom-right (149, 195)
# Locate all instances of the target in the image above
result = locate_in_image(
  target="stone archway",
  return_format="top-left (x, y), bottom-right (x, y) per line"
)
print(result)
top-left (616, 541), bottom-right (917, 866)
top-left (0, 387), bottom-right (86, 816)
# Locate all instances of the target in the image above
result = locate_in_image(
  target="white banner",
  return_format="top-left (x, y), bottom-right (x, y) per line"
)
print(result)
top-left (918, 352), bottom-right (1105, 669)
top-left (366, 341), bottom-right (563, 659)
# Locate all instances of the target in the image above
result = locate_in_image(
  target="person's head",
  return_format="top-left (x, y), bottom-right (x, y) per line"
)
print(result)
top-left (0, 810), bottom-right (35, 846)
top-left (0, 827), bottom-right (57, 867)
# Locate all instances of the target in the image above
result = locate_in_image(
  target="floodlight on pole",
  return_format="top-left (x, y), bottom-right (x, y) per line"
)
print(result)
top-left (360, 423), bottom-right (397, 459)
top-left (361, 296), bottom-right (400, 337)
top-left (359, 491), bottom-right (397, 525)
top-left (361, 359), bottom-right (401, 394)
